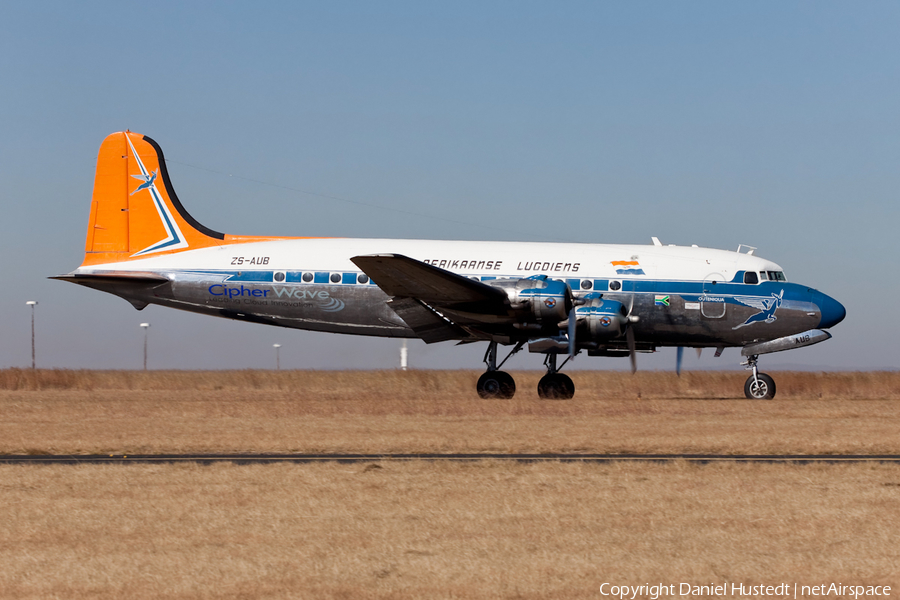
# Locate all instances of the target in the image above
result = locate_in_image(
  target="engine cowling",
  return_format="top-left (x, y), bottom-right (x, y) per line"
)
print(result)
top-left (578, 294), bottom-right (629, 339)
top-left (486, 275), bottom-right (572, 325)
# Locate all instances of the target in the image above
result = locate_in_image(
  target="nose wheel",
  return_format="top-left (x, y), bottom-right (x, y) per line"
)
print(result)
top-left (537, 353), bottom-right (575, 399)
top-left (742, 354), bottom-right (776, 399)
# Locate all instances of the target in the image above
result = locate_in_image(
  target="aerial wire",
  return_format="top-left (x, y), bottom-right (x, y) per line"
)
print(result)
top-left (165, 158), bottom-right (573, 243)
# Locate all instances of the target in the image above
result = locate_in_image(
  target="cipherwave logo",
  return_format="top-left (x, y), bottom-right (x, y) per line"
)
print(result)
top-left (270, 286), bottom-right (345, 311)
top-left (208, 284), bottom-right (345, 312)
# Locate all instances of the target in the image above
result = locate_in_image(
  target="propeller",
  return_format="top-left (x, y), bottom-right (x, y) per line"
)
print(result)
top-left (567, 307), bottom-right (577, 358)
top-left (622, 293), bottom-right (638, 374)
top-left (626, 326), bottom-right (637, 374)
top-left (676, 346), bottom-right (684, 376)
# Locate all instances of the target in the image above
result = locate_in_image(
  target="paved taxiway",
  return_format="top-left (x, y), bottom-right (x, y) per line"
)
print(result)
top-left (2, 453), bottom-right (900, 465)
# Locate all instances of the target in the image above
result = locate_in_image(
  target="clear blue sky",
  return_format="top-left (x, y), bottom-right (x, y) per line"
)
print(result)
top-left (1, 2), bottom-right (897, 371)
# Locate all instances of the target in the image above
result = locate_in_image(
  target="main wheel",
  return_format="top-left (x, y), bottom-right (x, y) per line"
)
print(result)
top-left (477, 370), bottom-right (516, 399)
top-left (744, 373), bottom-right (776, 400)
top-left (537, 373), bottom-right (575, 399)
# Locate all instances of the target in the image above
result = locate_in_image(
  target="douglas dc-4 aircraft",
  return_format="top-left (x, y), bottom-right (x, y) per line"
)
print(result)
top-left (56, 132), bottom-right (846, 399)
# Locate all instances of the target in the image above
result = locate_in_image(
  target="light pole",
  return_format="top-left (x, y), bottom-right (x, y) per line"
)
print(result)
top-left (273, 344), bottom-right (281, 370)
top-left (140, 323), bottom-right (150, 370)
top-left (26, 301), bottom-right (37, 369)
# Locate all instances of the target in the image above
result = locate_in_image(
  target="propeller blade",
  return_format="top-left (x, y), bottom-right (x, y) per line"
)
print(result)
top-left (676, 346), bottom-right (684, 377)
top-left (626, 327), bottom-right (637, 374)
top-left (567, 307), bottom-right (576, 358)
top-left (695, 348), bottom-right (702, 359)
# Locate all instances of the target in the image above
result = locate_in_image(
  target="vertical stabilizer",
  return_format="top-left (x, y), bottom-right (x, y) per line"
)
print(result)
top-left (82, 131), bottom-right (225, 266)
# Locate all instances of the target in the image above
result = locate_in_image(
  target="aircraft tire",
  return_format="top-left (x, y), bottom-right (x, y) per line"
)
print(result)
top-left (477, 371), bottom-right (516, 399)
top-left (537, 373), bottom-right (575, 400)
top-left (744, 373), bottom-right (776, 400)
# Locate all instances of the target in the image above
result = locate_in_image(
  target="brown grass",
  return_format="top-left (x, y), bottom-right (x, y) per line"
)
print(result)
top-left (1, 370), bottom-right (899, 455)
top-left (3, 371), bottom-right (899, 598)
top-left (1, 461), bottom-right (898, 599)
top-left (2, 368), bottom-right (899, 398)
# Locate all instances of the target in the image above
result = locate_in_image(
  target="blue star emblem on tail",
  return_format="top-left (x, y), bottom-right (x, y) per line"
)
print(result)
top-left (732, 290), bottom-right (784, 330)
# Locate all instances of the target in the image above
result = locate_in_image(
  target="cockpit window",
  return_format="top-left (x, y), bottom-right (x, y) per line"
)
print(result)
top-left (743, 271), bottom-right (759, 284)
top-left (767, 271), bottom-right (786, 282)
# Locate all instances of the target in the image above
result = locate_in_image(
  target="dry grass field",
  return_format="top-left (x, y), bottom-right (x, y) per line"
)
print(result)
top-left (2, 461), bottom-right (898, 599)
top-left (0, 369), bottom-right (898, 455)
top-left (2, 370), bottom-right (899, 598)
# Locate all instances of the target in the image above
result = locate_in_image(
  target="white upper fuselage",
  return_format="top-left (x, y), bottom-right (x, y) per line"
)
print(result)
top-left (75, 238), bottom-right (784, 283)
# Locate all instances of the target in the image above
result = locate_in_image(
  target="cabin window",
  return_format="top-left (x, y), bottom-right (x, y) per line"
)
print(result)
top-left (330, 273), bottom-right (342, 284)
top-left (758, 271), bottom-right (768, 281)
top-left (767, 271), bottom-right (786, 282)
top-left (580, 279), bottom-right (593, 290)
top-left (302, 272), bottom-right (313, 283)
top-left (357, 274), bottom-right (370, 284)
top-left (609, 280), bottom-right (622, 291)
top-left (743, 271), bottom-right (759, 284)
top-left (273, 271), bottom-right (286, 283)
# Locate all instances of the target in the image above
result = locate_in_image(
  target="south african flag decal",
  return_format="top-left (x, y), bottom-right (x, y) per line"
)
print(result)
top-left (655, 295), bottom-right (670, 307)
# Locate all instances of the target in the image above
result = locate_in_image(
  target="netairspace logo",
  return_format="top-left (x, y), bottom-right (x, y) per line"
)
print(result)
top-left (597, 582), bottom-right (891, 599)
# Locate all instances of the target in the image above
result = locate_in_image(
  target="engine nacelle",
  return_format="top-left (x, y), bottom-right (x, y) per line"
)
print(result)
top-left (578, 294), bottom-right (629, 339)
top-left (486, 275), bottom-right (571, 325)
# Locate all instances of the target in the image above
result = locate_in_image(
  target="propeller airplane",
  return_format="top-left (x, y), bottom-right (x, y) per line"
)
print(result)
top-left (56, 132), bottom-right (846, 399)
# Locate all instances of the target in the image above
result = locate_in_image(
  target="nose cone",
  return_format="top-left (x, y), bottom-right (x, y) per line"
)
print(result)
top-left (816, 292), bottom-right (846, 329)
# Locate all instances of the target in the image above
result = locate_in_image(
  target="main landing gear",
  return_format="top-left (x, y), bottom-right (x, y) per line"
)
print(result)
top-left (476, 341), bottom-right (523, 399)
top-left (537, 353), bottom-right (575, 399)
top-left (476, 341), bottom-right (576, 400)
top-left (742, 354), bottom-right (776, 400)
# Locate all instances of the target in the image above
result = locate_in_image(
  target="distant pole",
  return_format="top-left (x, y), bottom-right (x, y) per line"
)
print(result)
top-left (26, 301), bottom-right (37, 369)
top-left (273, 344), bottom-right (281, 370)
top-left (140, 323), bottom-right (150, 370)
top-left (400, 339), bottom-right (408, 371)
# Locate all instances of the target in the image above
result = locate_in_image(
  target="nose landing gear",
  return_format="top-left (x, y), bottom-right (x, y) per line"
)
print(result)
top-left (742, 354), bottom-right (776, 399)
top-left (537, 353), bottom-right (575, 399)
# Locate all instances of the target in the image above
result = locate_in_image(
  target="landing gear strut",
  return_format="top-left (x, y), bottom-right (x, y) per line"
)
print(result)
top-left (476, 341), bottom-right (523, 399)
top-left (742, 354), bottom-right (776, 400)
top-left (537, 353), bottom-right (575, 399)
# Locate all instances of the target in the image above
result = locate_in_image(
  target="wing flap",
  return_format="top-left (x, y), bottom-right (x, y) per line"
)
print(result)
top-left (387, 298), bottom-right (472, 343)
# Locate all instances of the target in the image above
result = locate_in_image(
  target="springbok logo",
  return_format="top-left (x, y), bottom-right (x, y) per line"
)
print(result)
top-left (126, 136), bottom-right (188, 256)
top-left (733, 290), bottom-right (784, 330)
top-left (130, 169), bottom-right (157, 195)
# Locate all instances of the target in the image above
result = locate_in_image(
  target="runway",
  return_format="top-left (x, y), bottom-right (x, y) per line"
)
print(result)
top-left (3, 453), bottom-right (900, 465)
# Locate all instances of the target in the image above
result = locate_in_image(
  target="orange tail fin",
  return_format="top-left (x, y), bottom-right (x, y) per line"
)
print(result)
top-left (82, 131), bottom-right (225, 266)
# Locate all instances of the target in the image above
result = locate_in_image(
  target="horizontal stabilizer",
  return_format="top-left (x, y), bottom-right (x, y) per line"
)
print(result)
top-left (51, 271), bottom-right (170, 284)
top-left (51, 271), bottom-right (172, 311)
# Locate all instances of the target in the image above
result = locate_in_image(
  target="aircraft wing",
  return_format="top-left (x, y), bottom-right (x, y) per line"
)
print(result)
top-left (351, 254), bottom-right (508, 305)
top-left (351, 254), bottom-right (510, 342)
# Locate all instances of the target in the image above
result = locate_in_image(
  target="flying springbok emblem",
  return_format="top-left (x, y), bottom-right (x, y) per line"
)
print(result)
top-left (732, 290), bottom-right (784, 330)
